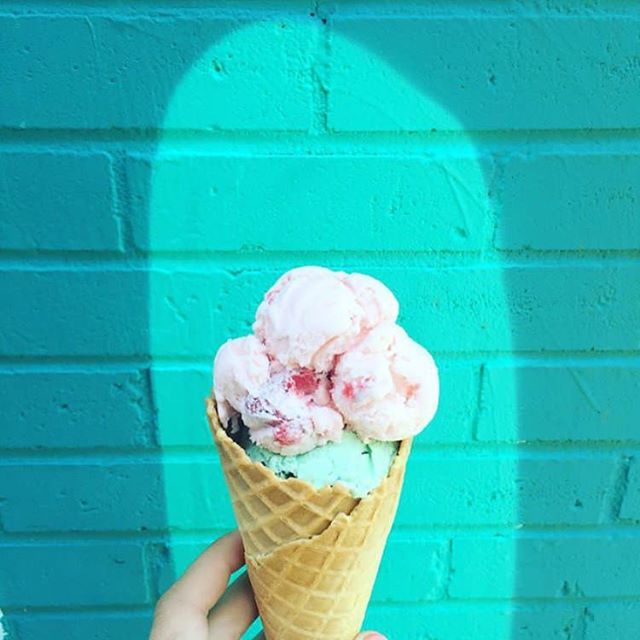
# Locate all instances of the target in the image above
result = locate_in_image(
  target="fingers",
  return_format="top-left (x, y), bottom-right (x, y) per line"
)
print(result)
top-left (150, 604), bottom-right (207, 640)
top-left (207, 571), bottom-right (259, 639)
top-left (159, 531), bottom-right (245, 615)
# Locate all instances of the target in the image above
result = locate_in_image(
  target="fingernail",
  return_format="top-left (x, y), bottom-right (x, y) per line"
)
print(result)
top-left (362, 633), bottom-right (387, 640)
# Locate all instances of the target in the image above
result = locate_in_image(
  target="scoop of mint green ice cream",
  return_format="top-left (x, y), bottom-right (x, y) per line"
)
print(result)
top-left (244, 430), bottom-right (398, 498)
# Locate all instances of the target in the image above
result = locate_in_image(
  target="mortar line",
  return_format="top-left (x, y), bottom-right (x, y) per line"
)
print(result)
top-left (2, 351), bottom-right (640, 369)
top-left (2, 443), bottom-right (639, 463)
top-left (3, 252), bottom-right (640, 270)
top-left (2, 4), bottom-right (640, 19)
top-left (1, 127), bottom-right (640, 149)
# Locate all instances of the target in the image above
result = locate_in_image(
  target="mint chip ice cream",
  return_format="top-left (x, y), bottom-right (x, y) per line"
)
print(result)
top-left (245, 430), bottom-right (399, 498)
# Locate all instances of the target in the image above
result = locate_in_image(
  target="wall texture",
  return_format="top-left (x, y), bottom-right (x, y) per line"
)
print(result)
top-left (2, 2), bottom-right (640, 639)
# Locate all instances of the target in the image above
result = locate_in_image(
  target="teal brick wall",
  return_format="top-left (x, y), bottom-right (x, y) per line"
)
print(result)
top-left (2, 2), bottom-right (639, 639)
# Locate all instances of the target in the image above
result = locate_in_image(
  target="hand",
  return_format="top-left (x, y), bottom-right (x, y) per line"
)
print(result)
top-left (149, 530), bottom-right (387, 640)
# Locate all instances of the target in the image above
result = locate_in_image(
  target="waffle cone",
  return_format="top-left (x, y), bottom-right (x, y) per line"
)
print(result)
top-left (206, 398), bottom-right (411, 640)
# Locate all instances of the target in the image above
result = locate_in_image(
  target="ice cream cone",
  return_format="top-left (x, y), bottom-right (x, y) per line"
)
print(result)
top-left (206, 397), bottom-right (412, 640)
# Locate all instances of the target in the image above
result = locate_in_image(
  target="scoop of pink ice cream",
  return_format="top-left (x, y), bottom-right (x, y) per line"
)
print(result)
top-left (241, 368), bottom-right (343, 455)
top-left (331, 322), bottom-right (439, 442)
top-left (213, 266), bottom-right (439, 455)
top-left (253, 266), bottom-right (398, 371)
top-left (213, 335), bottom-right (270, 425)
top-left (342, 272), bottom-right (399, 330)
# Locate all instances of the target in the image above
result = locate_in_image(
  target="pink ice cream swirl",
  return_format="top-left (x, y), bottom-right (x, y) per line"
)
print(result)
top-left (213, 266), bottom-right (439, 455)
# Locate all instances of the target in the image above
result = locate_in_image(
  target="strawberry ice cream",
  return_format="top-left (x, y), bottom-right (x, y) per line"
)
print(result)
top-left (213, 335), bottom-right (269, 426)
top-left (253, 266), bottom-right (398, 371)
top-left (331, 322), bottom-right (439, 441)
top-left (213, 266), bottom-right (439, 456)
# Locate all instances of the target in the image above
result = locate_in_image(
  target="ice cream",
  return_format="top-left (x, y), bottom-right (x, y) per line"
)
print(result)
top-left (214, 265), bottom-right (438, 461)
top-left (244, 430), bottom-right (398, 498)
top-left (212, 334), bottom-right (269, 426)
top-left (253, 266), bottom-right (399, 371)
top-left (208, 265), bottom-right (440, 640)
top-left (331, 322), bottom-right (439, 442)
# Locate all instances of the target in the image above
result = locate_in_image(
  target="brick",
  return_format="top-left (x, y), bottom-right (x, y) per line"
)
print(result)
top-left (154, 364), bottom-right (478, 448)
top-left (496, 154), bottom-right (640, 251)
top-left (0, 369), bottom-right (154, 450)
top-left (0, 270), bottom-right (147, 357)
top-left (450, 536), bottom-right (640, 598)
top-left (417, 363), bottom-right (479, 445)
top-left (397, 456), bottom-right (614, 527)
top-left (585, 603), bottom-right (640, 640)
top-left (0, 462), bottom-right (165, 533)
top-left (0, 152), bottom-right (121, 252)
top-left (365, 603), bottom-right (597, 640)
top-left (619, 457), bottom-right (640, 522)
top-left (478, 363), bottom-right (640, 443)
top-left (0, 17), bottom-right (316, 130)
top-left (4, 264), bottom-right (638, 358)
top-left (157, 535), bottom-right (448, 604)
top-left (129, 154), bottom-right (492, 252)
top-left (146, 264), bottom-right (640, 357)
top-left (8, 613), bottom-right (152, 640)
top-left (0, 543), bottom-right (149, 606)
top-left (162, 460), bottom-right (235, 531)
top-left (329, 17), bottom-right (640, 131)
top-left (371, 535), bottom-right (448, 602)
top-left (153, 367), bottom-right (213, 448)
top-left (0, 459), bottom-right (233, 533)
top-left (10, 454), bottom-right (602, 534)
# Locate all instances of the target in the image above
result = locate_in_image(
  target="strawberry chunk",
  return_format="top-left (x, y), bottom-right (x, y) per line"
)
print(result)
top-left (289, 368), bottom-right (319, 395)
top-left (273, 422), bottom-right (299, 445)
top-left (342, 382), bottom-right (355, 399)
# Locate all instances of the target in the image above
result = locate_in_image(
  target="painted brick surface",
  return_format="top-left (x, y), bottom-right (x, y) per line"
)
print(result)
top-left (3, 2), bottom-right (639, 640)
top-left (478, 364), bottom-right (640, 443)
top-left (450, 536), bottom-right (640, 598)
top-left (0, 543), bottom-right (149, 607)
top-left (129, 154), bottom-right (493, 252)
top-left (0, 460), bottom-right (234, 533)
top-left (496, 154), bottom-right (640, 251)
top-left (364, 604), bottom-right (598, 640)
top-left (584, 604), bottom-right (640, 640)
top-left (329, 16), bottom-right (640, 131)
top-left (0, 463), bottom-right (166, 533)
top-left (148, 265), bottom-right (639, 356)
top-left (3, 265), bottom-right (638, 358)
top-left (0, 16), bottom-right (317, 130)
top-left (397, 457), bottom-right (614, 527)
top-left (0, 370), bottom-right (154, 449)
top-left (371, 536), bottom-right (449, 603)
top-left (0, 270), bottom-right (148, 357)
top-left (9, 614), bottom-right (153, 640)
top-left (619, 457), bottom-right (640, 522)
top-left (0, 152), bottom-right (121, 252)
top-left (152, 363), bottom-right (479, 449)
